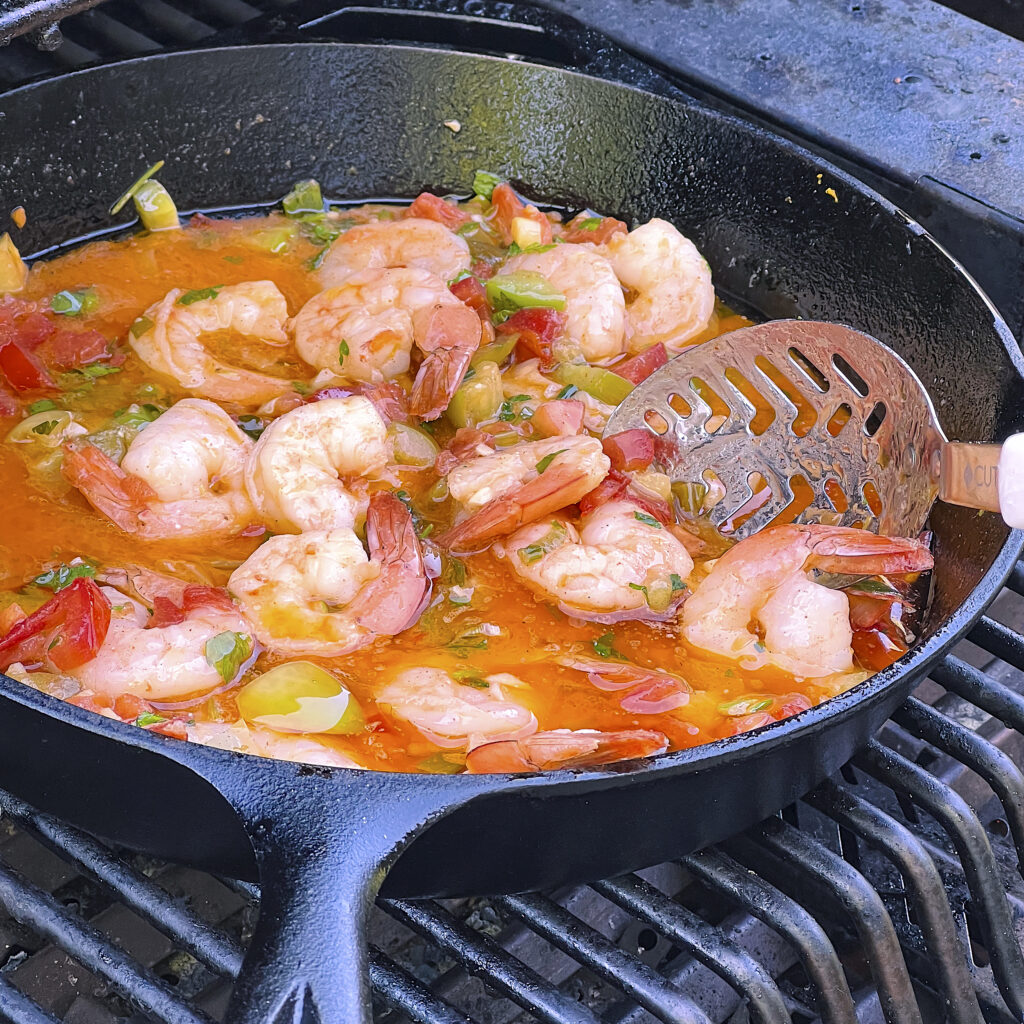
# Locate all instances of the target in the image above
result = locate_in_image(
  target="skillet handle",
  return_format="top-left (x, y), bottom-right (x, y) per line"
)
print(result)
top-left (940, 436), bottom-right (1024, 528)
top-left (216, 761), bottom-right (480, 1024)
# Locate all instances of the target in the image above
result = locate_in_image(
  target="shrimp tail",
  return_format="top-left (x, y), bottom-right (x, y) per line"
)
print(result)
top-left (803, 526), bottom-right (934, 576)
top-left (409, 303), bottom-right (481, 420)
top-left (352, 492), bottom-right (431, 634)
top-left (466, 728), bottom-right (668, 773)
top-left (437, 460), bottom-right (607, 552)
top-left (62, 443), bottom-right (157, 533)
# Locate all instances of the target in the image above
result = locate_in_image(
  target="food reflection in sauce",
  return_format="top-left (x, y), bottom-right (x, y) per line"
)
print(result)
top-left (0, 175), bottom-right (932, 774)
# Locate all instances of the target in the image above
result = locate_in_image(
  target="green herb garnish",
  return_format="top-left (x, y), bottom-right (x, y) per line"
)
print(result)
top-left (129, 316), bottom-right (154, 338)
top-left (177, 286), bottom-right (223, 306)
top-left (135, 712), bottom-right (167, 727)
top-left (31, 420), bottom-right (58, 435)
top-left (338, 339), bottom-right (349, 363)
top-left (719, 697), bottom-right (773, 716)
top-left (51, 288), bottom-right (99, 316)
top-left (32, 562), bottom-right (96, 592)
top-left (536, 449), bottom-right (568, 474)
top-left (517, 522), bottom-right (568, 565)
top-left (634, 511), bottom-right (662, 528)
top-left (236, 415), bottom-right (266, 441)
top-left (592, 630), bottom-right (625, 659)
top-left (670, 573), bottom-right (687, 593)
top-left (204, 631), bottom-right (252, 685)
top-left (282, 179), bottom-right (324, 217)
top-left (27, 400), bottom-right (57, 415)
top-left (472, 170), bottom-right (503, 201)
top-left (555, 384), bottom-right (579, 400)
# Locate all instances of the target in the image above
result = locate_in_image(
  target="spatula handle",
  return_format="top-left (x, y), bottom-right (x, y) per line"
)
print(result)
top-left (940, 436), bottom-right (1024, 528)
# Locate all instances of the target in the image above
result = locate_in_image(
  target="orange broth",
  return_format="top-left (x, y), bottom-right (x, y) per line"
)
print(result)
top-left (0, 201), bottom-right (911, 774)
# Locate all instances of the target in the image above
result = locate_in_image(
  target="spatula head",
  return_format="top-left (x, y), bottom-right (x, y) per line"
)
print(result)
top-left (604, 321), bottom-right (945, 539)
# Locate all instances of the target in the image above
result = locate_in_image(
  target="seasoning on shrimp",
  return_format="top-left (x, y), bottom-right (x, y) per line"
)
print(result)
top-left (0, 172), bottom-right (933, 775)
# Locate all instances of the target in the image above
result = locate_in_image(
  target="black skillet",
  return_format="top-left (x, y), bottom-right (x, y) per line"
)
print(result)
top-left (0, 2), bottom-right (1022, 1020)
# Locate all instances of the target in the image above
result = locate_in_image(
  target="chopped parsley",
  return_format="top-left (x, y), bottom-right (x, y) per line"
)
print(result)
top-left (670, 573), bottom-right (688, 593)
top-left (634, 511), bottom-right (662, 528)
top-left (592, 630), bottom-right (625, 659)
top-left (498, 395), bottom-right (532, 422)
top-left (135, 712), bottom-right (167, 727)
top-left (535, 449), bottom-right (568, 474)
top-left (177, 286), bottom-right (223, 306)
top-left (472, 170), bottom-right (503, 201)
top-left (452, 668), bottom-right (489, 689)
top-left (32, 562), bottom-right (96, 592)
top-left (204, 631), bottom-right (252, 684)
top-left (27, 399), bottom-right (57, 415)
top-left (576, 216), bottom-right (603, 231)
top-left (338, 339), bottom-right (349, 363)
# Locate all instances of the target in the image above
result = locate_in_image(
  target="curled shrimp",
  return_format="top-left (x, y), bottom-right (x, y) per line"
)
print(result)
top-left (128, 282), bottom-right (295, 406)
top-left (228, 492), bottom-right (430, 657)
top-left (71, 586), bottom-right (254, 701)
top-left (681, 524), bottom-right (934, 678)
top-left (436, 435), bottom-right (610, 552)
top-left (63, 399), bottom-right (257, 540)
top-left (557, 656), bottom-right (691, 714)
top-left (494, 500), bottom-right (694, 622)
top-left (465, 728), bottom-right (668, 773)
top-left (504, 244), bottom-right (626, 362)
top-left (292, 268), bottom-right (481, 420)
top-left (244, 396), bottom-right (389, 534)
top-left (376, 667), bottom-right (538, 749)
top-left (601, 219), bottom-right (714, 353)
top-left (318, 217), bottom-right (471, 287)
top-left (246, 725), bottom-right (365, 769)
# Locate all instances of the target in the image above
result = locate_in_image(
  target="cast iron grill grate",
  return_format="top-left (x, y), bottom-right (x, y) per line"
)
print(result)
top-left (3, 568), bottom-right (1024, 1022)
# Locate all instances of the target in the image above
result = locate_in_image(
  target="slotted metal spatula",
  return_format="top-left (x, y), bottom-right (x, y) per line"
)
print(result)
top-left (604, 320), bottom-right (1024, 539)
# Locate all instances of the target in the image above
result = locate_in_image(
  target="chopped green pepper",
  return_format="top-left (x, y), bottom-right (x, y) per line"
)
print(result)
top-left (486, 271), bottom-right (565, 317)
top-left (470, 334), bottom-right (518, 368)
top-left (445, 360), bottom-right (503, 428)
top-left (282, 179), bottom-right (325, 217)
top-left (549, 362), bottom-right (633, 405)
top-left (133, 179), bottom-right (180, 232)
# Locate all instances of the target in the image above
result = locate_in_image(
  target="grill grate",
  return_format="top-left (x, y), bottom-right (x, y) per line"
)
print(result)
top-left (3, 570), bottom-right (1024, 1022)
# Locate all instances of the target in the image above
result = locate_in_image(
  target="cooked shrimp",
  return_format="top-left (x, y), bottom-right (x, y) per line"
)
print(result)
top-left (246, 725), bottom-right (365, 769)
top-left (436, 435), bottom-right (610, 552)
top-left (71, 586), bottom-right (254, 701)
top-left (601, 219), bottom-right (714, 352)
top-left (504, 244), bottom-right (626, 362)
top-left (377, 667), bottom-right (538, 749)
top-left (495, 500), bottom-right (694, 622)
top-left (128, 282), bottom-right (295, 405)
top-left (244, 396), bottom-right (389, 534)
top-left (62, 399), bottom-right (257, 540)
top-left (465, 728), bottom-right (668, 773)
top-left (292, 268), bottom-right (481, 420)
top-left (681, 524), bottom-right (934, 677)
top-left (228, 492), bottom-right (429, 657)
top-left (318, 217), bottom-right (471, 286)
top-left (501, 358), bottom-right (614, 433)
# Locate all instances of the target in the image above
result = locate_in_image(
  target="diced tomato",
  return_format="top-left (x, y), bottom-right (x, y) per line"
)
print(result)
top-left (531, 399), bottom-right (585, 437)
top-left (114, 693), bottom-right (152, 720)
top-left (35, 328), bottom-right (109, 371)
top-left (0, 340), bottom-right (54, 391)
top-left (602, 429), bottom-right (655, 471)
top-left (0, 307), bottom-right (52, 351)
top-left (0, 578), bottom-right (110, 672)
top-left (149, 596), bottom-right (184, 629)
top-left (614, 344), bottom-right (668, 384)
top-left (490, 183), bottom-right (553, 246)
top-left (497, 307), bottom-right (566, 370)
top-left (561, 214), bottom-right (628, 244)
top-left (148, 584), bottom-right (235, 629)
top-left (149, 719), bottom-right (189, 740)
top-left (405, 192), bottom-right (470, 229)
top-left (449, 275), bottom-right (490, 321)
top-left (579, 468), bottom-right (673, 525)
top-left (435, 426), bottom-right (496, 475)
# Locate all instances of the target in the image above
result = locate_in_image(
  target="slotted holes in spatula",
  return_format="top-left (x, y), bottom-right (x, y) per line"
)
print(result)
top-left (754, 356), bottom-right (818, 437)
top-left (724, 367), bottom-right (776, 435)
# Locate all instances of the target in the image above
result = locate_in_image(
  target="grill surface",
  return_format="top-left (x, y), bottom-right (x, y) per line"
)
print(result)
top-left (4, 0), bottom-right (1024, 1021)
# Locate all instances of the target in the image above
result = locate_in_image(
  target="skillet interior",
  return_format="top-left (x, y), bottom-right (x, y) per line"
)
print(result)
top-left (0, 43), bottom-right (1021, 896)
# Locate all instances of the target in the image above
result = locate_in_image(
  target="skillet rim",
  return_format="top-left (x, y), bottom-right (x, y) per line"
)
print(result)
top-left (0, 40), bottom-right (1021, 794)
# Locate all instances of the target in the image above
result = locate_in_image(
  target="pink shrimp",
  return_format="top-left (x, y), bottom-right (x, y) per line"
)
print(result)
top-left (558, 656), bottom-right (691, 714)
top-left (408, 300), bottom-right (483, 420)
top-left (465, 728), bottom-right (668, 773)
top-left (435, 435), bottom-right (611, 552)
top-left (681, 523), bottom-right (933, 678)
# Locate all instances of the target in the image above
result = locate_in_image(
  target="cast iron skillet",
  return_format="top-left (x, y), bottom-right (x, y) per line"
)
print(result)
top-left (1, 6), bottom-right (1022, 1021)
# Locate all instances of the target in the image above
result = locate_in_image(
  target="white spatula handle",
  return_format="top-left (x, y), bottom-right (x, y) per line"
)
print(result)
top-left (940, 435), bottom-right (1024, 528)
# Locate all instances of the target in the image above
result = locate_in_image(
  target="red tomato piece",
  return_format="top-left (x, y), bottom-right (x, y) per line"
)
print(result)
top-left (496, 307), bottom-right (566, 370)
top-left (405, 192), bottom-right (470, 229)
top-left (0, 340), bottom-right (55, 391)
top-left (0, 307), bottom-right (53, 351)
top-left (36, 328), bottom-right (110, 371)
top-left (114, 693), bottom-right (153, 720)
top-left (531, 399), bottom-right (585, 437)
top-left (490, 183), bottom-right (553, 246)
top-left (561, 214), bottom-right (628, 244)
top-left (579, 469), bottom-right (673, 525)
top-left (614, 344), bottom-right (668, 384)
top-left (0, 578), bottom-right (110, 672)
top-left (449, 275), bottom-right (490, 321)
top-left (602, 429), bottom-right (655, 471)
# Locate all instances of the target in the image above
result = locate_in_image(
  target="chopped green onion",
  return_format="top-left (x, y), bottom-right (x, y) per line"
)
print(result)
top-left (517, 521), bottom-right (568, 565)
top-left (129, 316), bottom-right (154, 339)
top-left (51, 288), bottom-right (99, 316)
top-left (135, 712), bottom-right (167, 727)
top-left (634, 511), bottom-right (662, 528)
top-left (27, 400), bottom-right (57, 415)
top-left (449, 269), bottom-right (475, 285)
top-left (448, 585), bottom-right (474, 606)
top-left (109, 160), bottom-right (165, 215)
top-left (204, 631), bottom-right (252, 685)
top-left (32, 562), bottom-right (96, 592)
top-left (443, 558), bottom-right (468, 587)
top-left (576, 217), bottom-right (603, 230)
top-left (446, 627), bottom-right (489, 657)
top-left (80, 364), bottom-right (120, 378)
top-left (282, 179), bottom-right (325, 217)
top-left (628, 582), bottom-right (649, 600)
top-left (114, 404), bottom-right (163, 428)
top-left (535, 448), bottom-right (568, 474)
top-left (338, 339), bottom-right (349, 363)
top-left (416, 522), bottom-right (434, 539)
top-left (31, 419), bottom-right (57, 435)
top-left (555, 384), bottom-right (579, 400)
top-left (177, 286), bottom-right (223, 306)
top-left (236, 415), bottom-right (266, 441)
top-left (486, 271), bottom-right (565, 316)
top-left (133, 179), bottom-right (180, 232)
top-left (452, 668), bottom-right (489, 688)
top-left (473, 170), bottom-right (503, 200)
